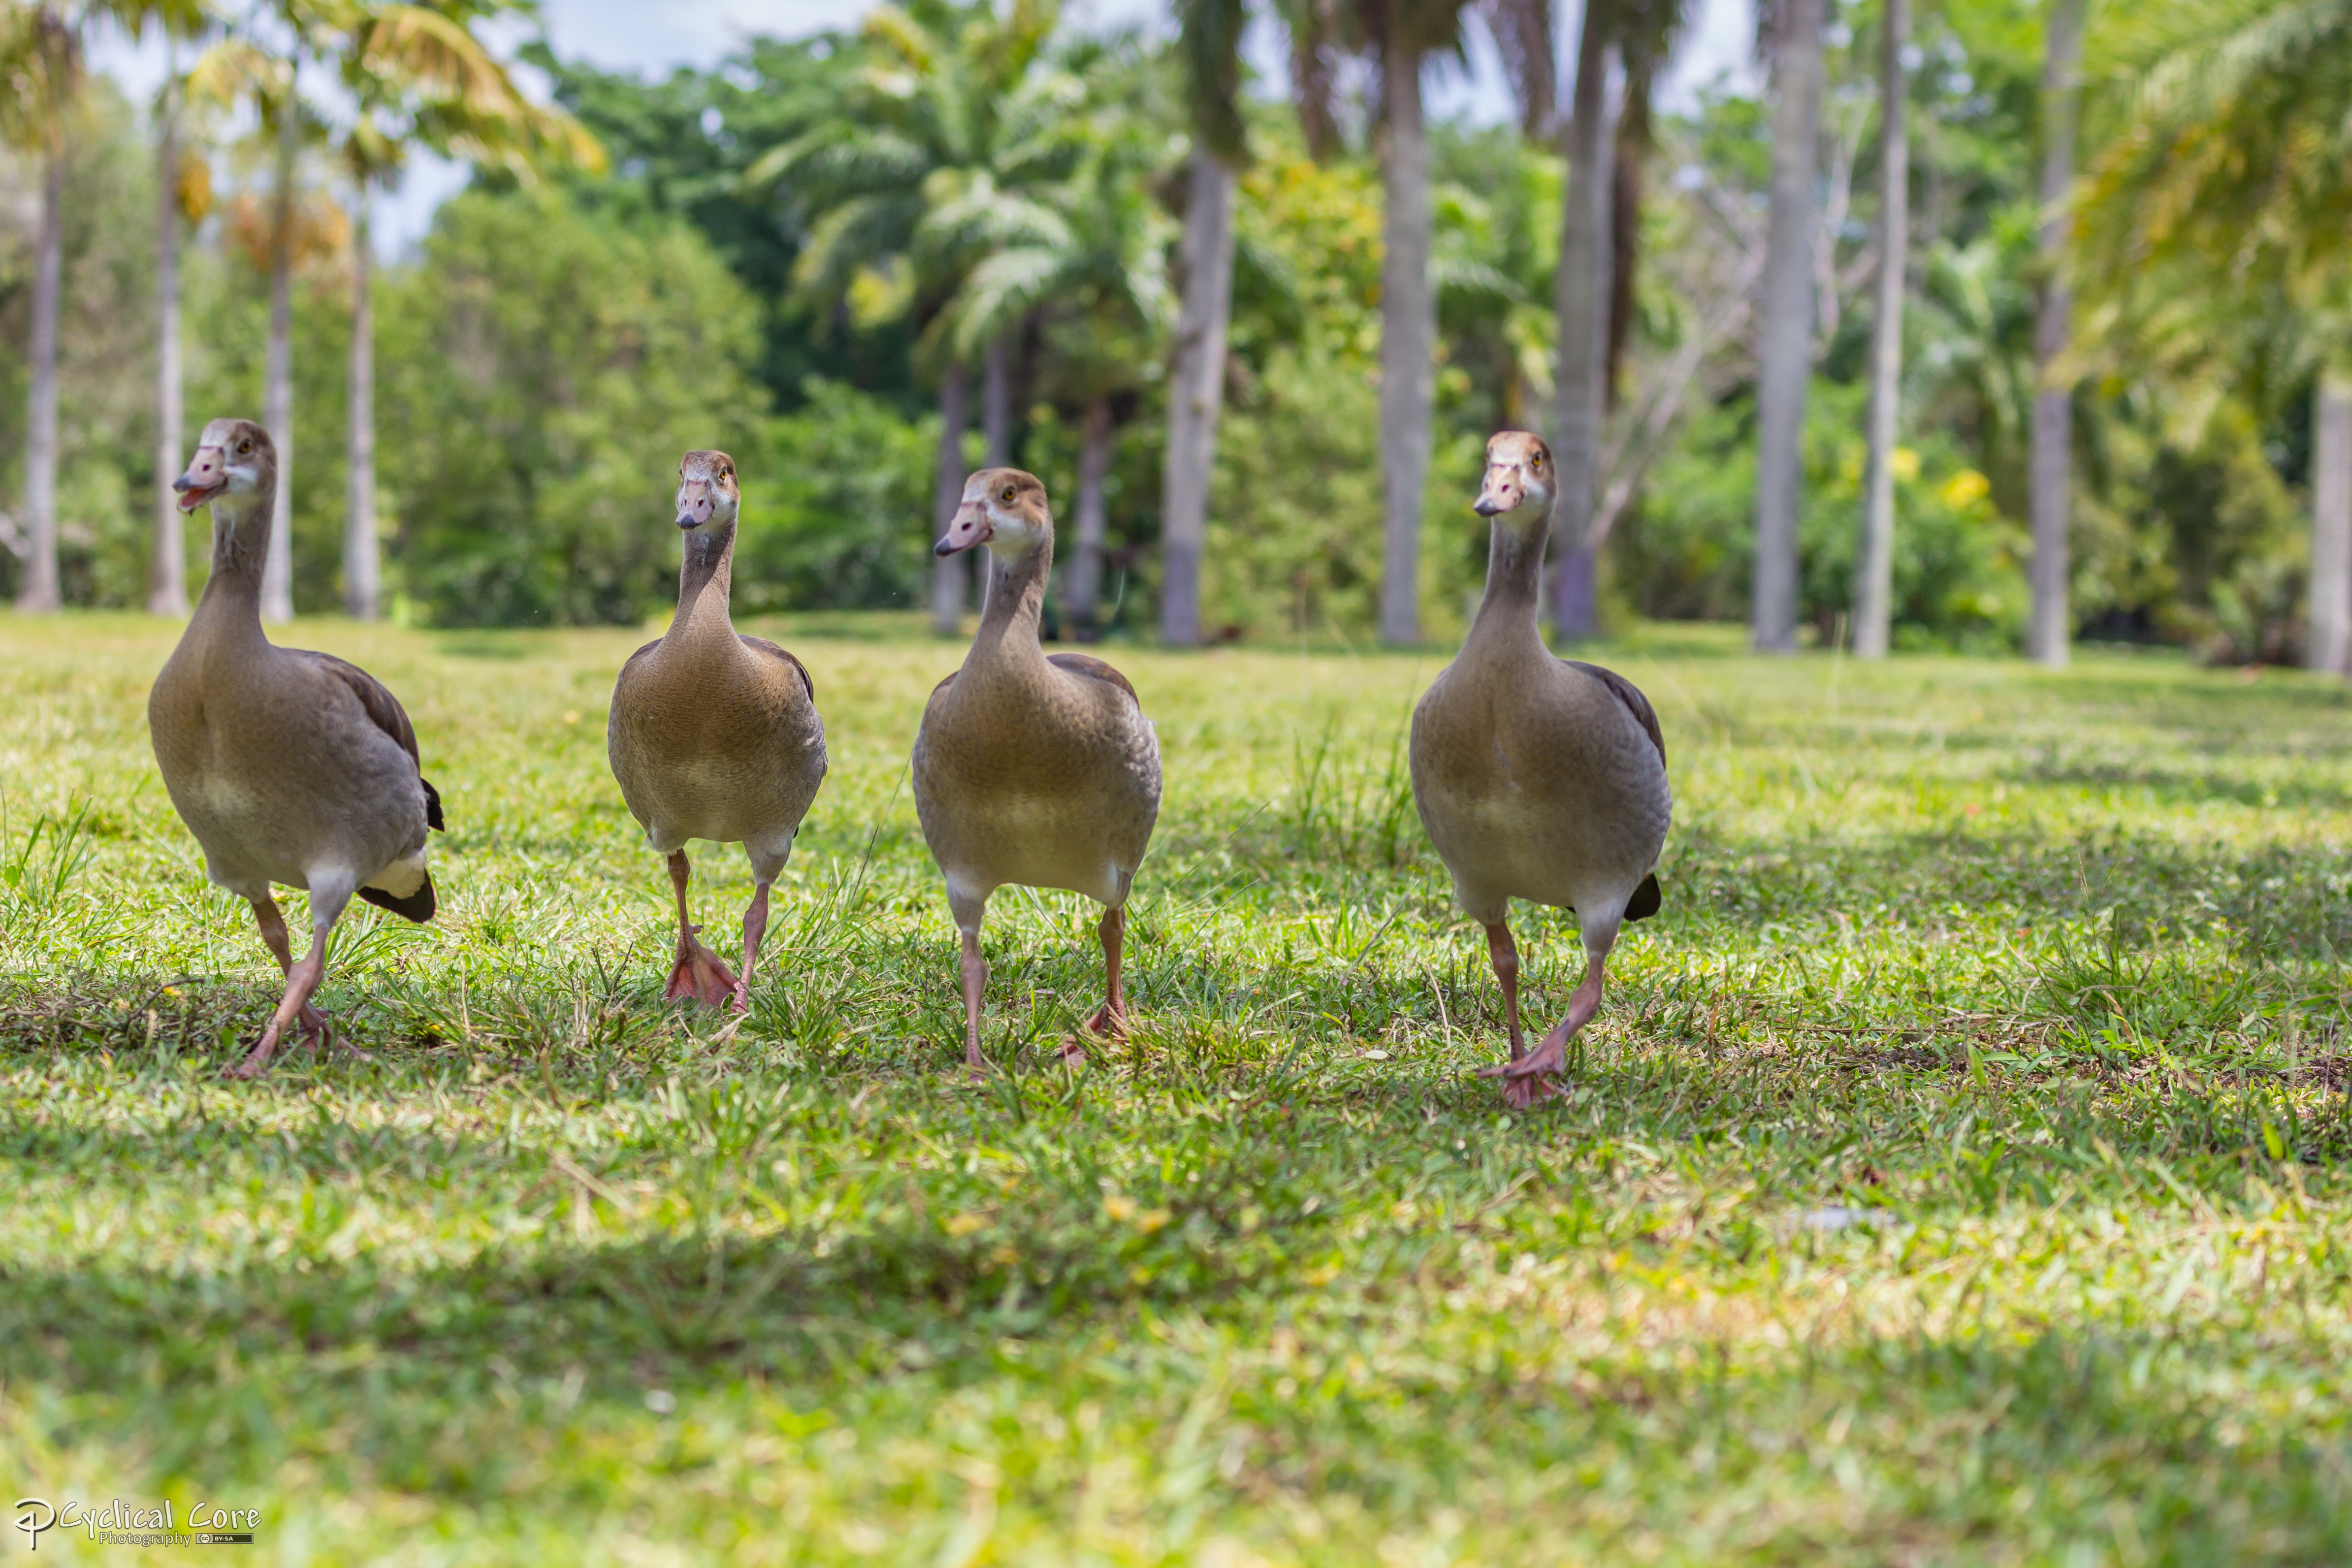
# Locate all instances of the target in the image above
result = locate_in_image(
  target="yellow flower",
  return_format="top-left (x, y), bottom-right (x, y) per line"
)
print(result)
top-left (1940, 469), bottom-right (1992, 508)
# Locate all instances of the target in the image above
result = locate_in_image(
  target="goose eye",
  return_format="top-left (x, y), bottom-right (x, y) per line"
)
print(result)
top-left (237, 441), bottom-right (251, 454)
top-left (1000, 485), bottom-right (1016, 504)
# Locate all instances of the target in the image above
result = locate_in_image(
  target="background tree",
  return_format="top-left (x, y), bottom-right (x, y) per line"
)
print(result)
top-left (2080, 0), bottom-right (2352, 673)
top-left (1159, 0), bottom-right (1246, 647)
top-left (937, 69), bottom-right (1171, 635)
top-left (0, 0), bottom-right (200, 611)
top-left (1750, 0), bottom-right (1826, 652)
top-left (1853, 0), bottom-right (1911, 657)
top-left (2025, 0), bottom-right (2085, 667)
top-left (323, 0), bottom-right (601, 621)
top-left (188, 25), bottom-right (305, 621)
top-left (1546, 0), bottom-right (1684, 639)
top-left (752, 0), bottom-right (1083, 634)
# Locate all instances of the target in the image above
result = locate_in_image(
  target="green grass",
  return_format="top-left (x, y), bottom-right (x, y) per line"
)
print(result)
top-left (6, 610), bottom-right (2352, 1564)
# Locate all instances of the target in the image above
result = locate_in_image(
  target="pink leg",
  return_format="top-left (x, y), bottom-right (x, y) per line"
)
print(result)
top-left (1072, 905), bottom-right (1127, 1062)
top-left (1482, 934), bottom-right (1612, 1109)
top-left (663, 850), bottom-right (740, 1007)
top-left (249, 896), bottom-right (331, 1054)
top-left (230, 892), bottom-right (349, 1079)
top-left (731, 880), bottom-right (774, 1014)
top-left (959, 927), bottom-right (989, 1079)
top-left (1484, 920), bottom-right (1525, 1062)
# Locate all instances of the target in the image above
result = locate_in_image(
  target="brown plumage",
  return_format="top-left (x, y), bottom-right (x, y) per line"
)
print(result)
top-left (912, 467), bottom-right (1160, 1075)
top-left (1409, 431), bottom-right (1672, 1106)
top-left (608, 449), bottom-right (828, 1010)
top-left (147, 418), bottom-right (444, 1077)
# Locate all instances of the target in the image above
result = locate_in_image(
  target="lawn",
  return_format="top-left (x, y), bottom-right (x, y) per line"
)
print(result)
top-left (4, 610), bottom-right (2352, 1565)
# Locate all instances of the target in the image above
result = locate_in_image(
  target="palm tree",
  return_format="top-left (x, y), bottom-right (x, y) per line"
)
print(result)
top-left (0, 0), bottom-right (200, 611)
top-left (324, 2), bottom-right (601, 621)
top-left (1751, 0), bottom-right (1826, 653)
top-left (1283, 0), bottom-right (1547, 645)
top-left (2079, 0), bottom-right (2352, 673)
top-left (752, 0), bottom-right (1085, 635)
top-left (188, 30), bottom-right (303, 622)
top-left (1160, 0), bottom-right (1247, 648)
top-left (1853, 0), bottom-right (1911, 658)
top-left (149, 32), bottom-right (196, 616)
top-left (1521, 0), bottom-right (1681, 639)
top-left (2026, 0), bottom-right (2087, 668)
top-left (935, 87), bottom-right (1173, 635)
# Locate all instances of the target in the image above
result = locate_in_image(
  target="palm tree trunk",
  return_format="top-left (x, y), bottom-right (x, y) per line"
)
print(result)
top-left (149, 73), bottom-right (188, 617)
top-left (931, 367), bottom-right (970, 635)
top-left (1854, 0), bottom-right (1911, 660)
top-left (1376, 22), bottom-right (1433, 647)
top-left (982, 335), bottom-right (1012, 465)
top-left (260, 109), bottom-right (298, 625)
top-left (1752, 0), bottom-right (1826, 653)
top-left (1067, 395), bottom-right (1114, 638)
top-left (1550, 3), bottom-right (1614, 641)
top-left (2311, 373), bottom-right (2352, 675)
top-left (1160, 147), bottom-right (1235, 649)
top-left (2026, 0), bottom-right (2085, 669)
top-left (15, 149), bottom-right (64, 612)
top-left (344, 186), bottom-right (378, 620)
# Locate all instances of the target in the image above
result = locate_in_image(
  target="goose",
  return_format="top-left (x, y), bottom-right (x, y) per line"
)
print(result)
top-left (609, 449), bottom-right (827, 1010)
top-left (1409, 431), bottom-right (1671, 1107)
top-left (912, 467), bottom-right (1160, 1074)
top-left (148, 418), bottom-right (444, 1078)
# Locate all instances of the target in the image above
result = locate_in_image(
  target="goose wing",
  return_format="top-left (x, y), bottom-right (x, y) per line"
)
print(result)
top-left (299, 650), bottom-right (445, 830)
top-left (739, 635), bottom-right (817, 704)
top-left (1564, 659), bottom-right (1664, 767)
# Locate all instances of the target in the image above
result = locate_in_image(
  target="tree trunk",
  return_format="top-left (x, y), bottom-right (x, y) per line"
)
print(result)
top-left (982, 335), bottom-right (1012, 465)
top-left (1550, 3), bottom-right (1614, 641)
top-left (2026, 0), bottom-right (2085, 668)
top-left (1067, 395), bottom-right (1114, 638)
top-left (1160, 147), bottom-right (1235, 648)
top-left (15, 151), bottom-right (64, 612)
top-left (2311, 373), bottom-right (2352, 674)
top-left (1751, 0), bottom-right (1826, 653)
top-left (1854, 0), bottom-right (1910, 660)
top-left (260, 110), bottom-right (298, 625)
top-left (344, 186), bottom-right (378, 620)
top-left (930, 368), bottom-right (970, 634)
top-left (149, 78), bottom-right (188, 618)
top-left (1376, 24), bottom-right (1433, 647)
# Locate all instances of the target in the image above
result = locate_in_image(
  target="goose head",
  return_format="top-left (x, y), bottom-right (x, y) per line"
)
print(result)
top-left (676, 449), bottom-right (741, 538)
top-left (936, 467), bottom-right (1053, 561)
top-left (173, 418), bottom-right (274, 516)
top-left (1474, 431), bottom-right (1556, 533)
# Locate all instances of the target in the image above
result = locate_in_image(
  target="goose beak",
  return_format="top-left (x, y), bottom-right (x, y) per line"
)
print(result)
top-left (934, 500), bottom-right (993, 557)
top-left (676, 479), bottom-right (714, 530)
top-left (174, 447), bottom-right (227, 513)
top-left (1474, 467), bottom-right (1523, 517)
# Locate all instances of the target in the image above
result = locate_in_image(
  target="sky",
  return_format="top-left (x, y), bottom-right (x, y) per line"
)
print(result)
top-left (92, 0), bottom-right (1760, 259)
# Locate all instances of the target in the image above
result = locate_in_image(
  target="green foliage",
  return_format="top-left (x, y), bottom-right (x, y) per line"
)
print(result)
top-left (376, 187), bottom-right (767, 626)
top-left (733, 379), bottom-right (937, 614)
top-left (1626, 378), bottom-right (2028, 648)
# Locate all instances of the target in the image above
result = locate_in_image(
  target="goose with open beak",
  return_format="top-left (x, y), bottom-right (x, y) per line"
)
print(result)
top-left (147, 418), bottom-right (446, 1077)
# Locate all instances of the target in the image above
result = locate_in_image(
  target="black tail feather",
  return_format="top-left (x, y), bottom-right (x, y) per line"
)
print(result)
top-left (422, 776), bottom-right (446, 832)
top-left (1625, 872), bottom-right (1662, 923)
top-left (359, 871), bottom-right (436, 924)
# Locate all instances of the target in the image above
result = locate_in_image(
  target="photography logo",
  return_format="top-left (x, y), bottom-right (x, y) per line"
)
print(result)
top-left (9, 1501), bottom-right (50, 1552)
top-left (13, 1497), bottom-right (257, 1550)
